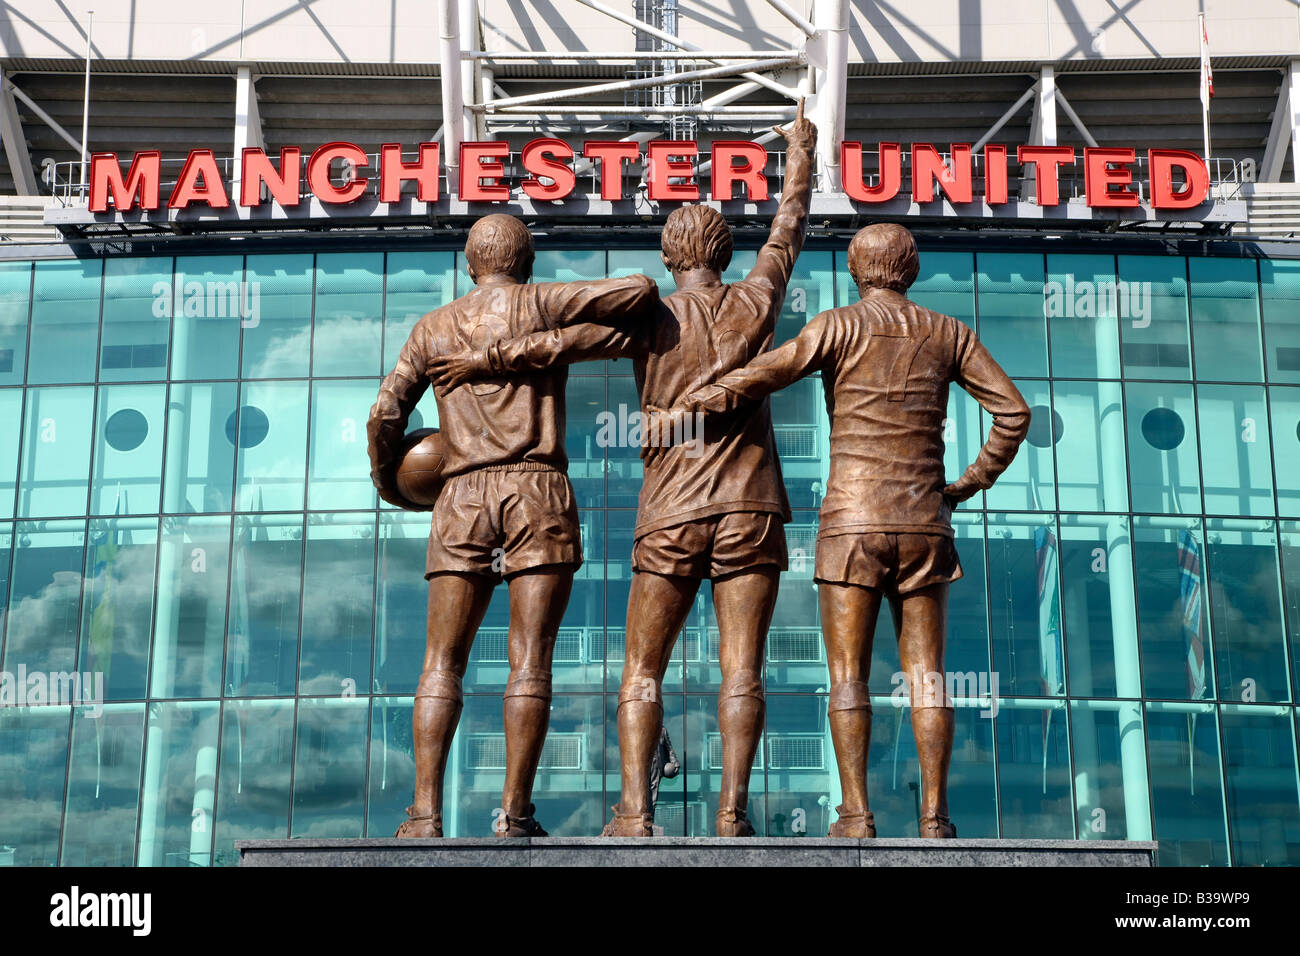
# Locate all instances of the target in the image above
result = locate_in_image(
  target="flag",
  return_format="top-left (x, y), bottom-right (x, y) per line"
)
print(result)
top-left (1035, 525), bottom-right (1064, 793)
top-left (88, 488), bottom-right (127, 801)
top-left (227, 517), bottom-right (251, 699)
top-left (87, 492), bottom-right (126, 687)
top-left (1199, 14), bottom-right (1214, 108)
top-left (1035, 526), bottom-right (1064, 696)
top-left (1177, 529), bottom-right (1206, 700)
top-left (1177, 527), bottom-right (1206, 795)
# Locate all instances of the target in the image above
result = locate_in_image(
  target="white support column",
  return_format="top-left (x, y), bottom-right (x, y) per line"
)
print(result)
top-left (1291, 60), bottom-right (1300, 184)
top-left (438, 0), bottom-right (464, 194)
top-left (0, 71), bottom-right (37, 194)
top-left (478, 65), bottom-right (494, 141)
top-left (1022, 67), bottom-right (1058, 202)
top-left (1035, 66), bottom-right (1057, 146)
top-left (458, 0), bottom-right (478, 140)
top-left (812, 0), bottom-right (848, 192)
top-left (233, 66), bottom-right (264, 199)
top-left (1260, 67), bottom-right (1292, 183)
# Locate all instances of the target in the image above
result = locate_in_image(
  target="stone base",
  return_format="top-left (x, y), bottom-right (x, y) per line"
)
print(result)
top-left (237, 836), bottom-right (1156, 867)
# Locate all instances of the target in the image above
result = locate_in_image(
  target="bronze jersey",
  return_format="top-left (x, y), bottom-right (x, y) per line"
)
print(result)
top-left (630, 282), bottom-right (793, 536)
top-left (455, 138), bottom-right (816, 539)
top-left (679, 288), bottom-right (1030, 539)
top-left (367, 275), bottom-right (659, 499)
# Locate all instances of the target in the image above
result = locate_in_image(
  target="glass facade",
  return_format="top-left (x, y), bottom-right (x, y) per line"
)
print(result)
top-left (1, 241), bottom-right (1299, 867)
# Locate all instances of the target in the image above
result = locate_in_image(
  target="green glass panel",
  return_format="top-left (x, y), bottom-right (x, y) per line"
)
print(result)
top-left (312, 252), bottom-right (383, 377)
top-left (28, 259), bottom-right (101, 385)
top-left (100, 256), bottom-right (171, 382)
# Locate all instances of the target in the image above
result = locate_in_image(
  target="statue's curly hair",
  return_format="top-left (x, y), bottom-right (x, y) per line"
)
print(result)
top-left (847, 223), bottom-right (920, 293)
top-left (660, 204), bottom-right (733, 273)
top-left (465, 214), bottom-right (535, 281)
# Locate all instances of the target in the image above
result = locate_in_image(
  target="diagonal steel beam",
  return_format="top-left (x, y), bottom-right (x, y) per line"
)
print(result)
top-left (765, 0), bottom-right (817, 37)
top-left (1054, 87), bottom-right (1098, 149)
top-left (0, 72), bottom-right (37, 194)
top-left (477, 56), bottom-right (801, 112)
top-left (2, 77), bottom-right (83, 153)
top-left (972, 82), bottom-right (1039, 153)
top-left (572, 0), bottom-right (802, 101)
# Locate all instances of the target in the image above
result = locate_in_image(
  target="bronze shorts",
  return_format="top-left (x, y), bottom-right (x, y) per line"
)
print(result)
top-left (815, 532), bottom-right (963, 593)
top-left (632, 511), bottom-right (788, 579)
top-left (425, 463), bottom-right (583, 579)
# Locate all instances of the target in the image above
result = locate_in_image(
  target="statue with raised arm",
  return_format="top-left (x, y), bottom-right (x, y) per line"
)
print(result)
top-left (367, 214), bottom-right (659, 838)
top-left (429, 104), bottom-right (817, 836)
top-left (656, 223), bottom-right (1030, 838)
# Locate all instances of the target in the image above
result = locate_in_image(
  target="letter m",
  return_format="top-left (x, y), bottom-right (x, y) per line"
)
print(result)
top-left (101, 893), bottom-right (130, 926)
top-left (89, 151), bottom-right (162, 212)
top-left (948, 671), bottom-right (979, 705)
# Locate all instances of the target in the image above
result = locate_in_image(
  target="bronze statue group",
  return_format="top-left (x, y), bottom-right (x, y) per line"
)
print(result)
top-left (367, 103), bottom-right (1029, 840)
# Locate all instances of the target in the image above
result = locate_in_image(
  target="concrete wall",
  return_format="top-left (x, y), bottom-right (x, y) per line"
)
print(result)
top-left (2, 0), bottom-right (1297, 66)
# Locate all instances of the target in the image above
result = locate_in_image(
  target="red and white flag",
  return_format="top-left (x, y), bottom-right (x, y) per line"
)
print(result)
top-left (1199, 14), bottom-right (1214, 108)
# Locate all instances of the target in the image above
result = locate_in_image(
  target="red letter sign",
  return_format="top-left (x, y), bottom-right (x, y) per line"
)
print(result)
top-left (984, 145), bottom-right (1008, 205)
top-left (582, 141), bottom-right (641, 201)
top-left (646, 141), bottom-right (699, 201)
top-left (380, 142), bottom-right (440, 202)
top-left (521, 139), bottom-right (576, 201)
top-left (710, 141), bottom-right (769, 201)
top-left (307, 142), bottom-right (370, 203)
top-left (169, 149), bottom-right (230, 209)
top-left (89, 151), bottom-right (161, 212)
top-left (1016, 146), bottom-right (1075, 206)
top-left (912, 143), bottom-right (972, 204)
top-left (1084, 147), bottom-right (1139, 208)
top-left (1149, 149), bottom-right (1210, 209)
top-left (241, 147), bottom-right (301, 207)
top-left (842, 142), bottom-right (901, 202)
top-left (460, 142), bottom-right (511, 201)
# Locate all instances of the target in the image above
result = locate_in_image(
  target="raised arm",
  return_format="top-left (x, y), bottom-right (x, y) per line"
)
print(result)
top-left (744, 99), bottom-right (817, 308)
top-left (427, 321), bottom-right (650, 391)
top-left (942, 325), bottom-right (1031, 503)
top-left (367, 329), bottom-right (432, 511)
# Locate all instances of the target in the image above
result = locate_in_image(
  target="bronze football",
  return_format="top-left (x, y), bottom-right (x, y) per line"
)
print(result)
top-left (395, 427), bottom-right (445, 507)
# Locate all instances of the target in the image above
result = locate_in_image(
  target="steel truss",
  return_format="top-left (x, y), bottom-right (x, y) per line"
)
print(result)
top-left (436, 0), bottom-right (848, 193)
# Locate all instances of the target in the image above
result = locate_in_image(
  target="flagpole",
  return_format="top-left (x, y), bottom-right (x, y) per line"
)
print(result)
top-left (80, 10), bottom-right (93, 196)
top-left (1199, 13), bottom-right (1212, 163)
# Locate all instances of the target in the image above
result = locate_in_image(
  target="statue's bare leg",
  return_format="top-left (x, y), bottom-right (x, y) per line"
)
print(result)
top-left (818, 581), bottom-right (884, 837)
top-left (606, 570), bottom-right (698, 834)
top-left (713, 567), bottom-right (779, 835)
top-left (891, 582), bottom-right (955, 837)
top-left (399, 571), bottom-right (494, 838)
top-left (498, 566), bottom-right (574, 833)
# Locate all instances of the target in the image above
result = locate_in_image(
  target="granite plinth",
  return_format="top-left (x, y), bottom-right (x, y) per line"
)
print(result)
top-left (237, 837), bottom-right (1156, 867)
